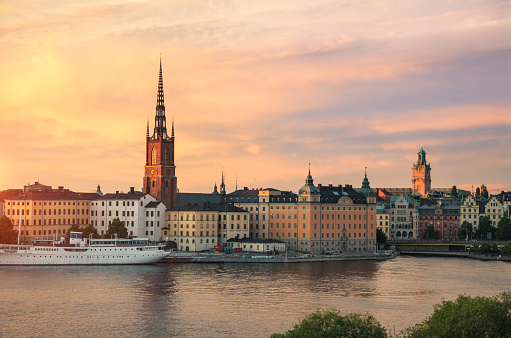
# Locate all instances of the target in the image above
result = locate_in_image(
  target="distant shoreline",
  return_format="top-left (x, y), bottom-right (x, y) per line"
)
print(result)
top-left (400, 251), bottom-right (511, 262)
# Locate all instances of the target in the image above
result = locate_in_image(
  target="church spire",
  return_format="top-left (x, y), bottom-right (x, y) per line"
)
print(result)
top-left (153, 55), bottom-right (168, 139)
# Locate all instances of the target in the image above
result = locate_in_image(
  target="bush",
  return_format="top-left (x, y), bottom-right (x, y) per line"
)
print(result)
top-left (271, 310), bottom-right (387, 338)
top-left (402, 292), bottom-right (511, 338)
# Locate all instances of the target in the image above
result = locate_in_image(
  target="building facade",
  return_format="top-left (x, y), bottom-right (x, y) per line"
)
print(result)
top-left (4, 184), bottom-right (96, 243)
top-left (163, 204), bottom-right (250, 252)
top-left (376, 207), bottom-right (390, 238)
top-left (143, 58), bottom-right (177, 209)
top-left (389, 195), bottom-right (417, 239)
top-left (418, 199), bottom-right (460, 239)
top-left (412, 146), bottom-right (432, 196)
top-left (227, 170), bottom-right (378, 254)
top-left (90, 188), bottom-right (165, 241)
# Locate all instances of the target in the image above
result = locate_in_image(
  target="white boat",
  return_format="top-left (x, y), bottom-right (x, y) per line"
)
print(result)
top-left (0, 234), bottom-right (170, 265)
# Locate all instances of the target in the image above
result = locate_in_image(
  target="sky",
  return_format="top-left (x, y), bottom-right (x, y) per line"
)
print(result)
top-left (0, 0), bottom-right (510, 195)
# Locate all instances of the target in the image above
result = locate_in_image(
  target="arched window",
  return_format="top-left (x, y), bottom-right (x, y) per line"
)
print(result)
top-left (152, 180), bottom-right (155, 188)
top-left (151, 147), bottom-right (157, 165)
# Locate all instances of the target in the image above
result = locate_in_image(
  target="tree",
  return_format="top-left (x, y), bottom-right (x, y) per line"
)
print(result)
top-left (421, 225), bottom-right (440, 240)
top-left (468, 242), bottom-right (480, 253)
top-left (65, 224), bottom-right (81, 243)
top-left (271, 310), bottom-right (387, 338)
top-left (402, 292), bottom-right (511, 338)
top-left (81, 223), bottom-right (100, 240)
top-left (376, 228), bottom-right (387, 246)
top-left (0, 215), bottom-right (18, 244)
top-left (474, 216), bottom-right (496, 240)
top-left (496, 217), bottom-right (511, 240)
top-left (458, 221), bottom-right (473, 240)
top-left (480, 243), bottom-right (492, 254)
top-left (105, 218), bottom-right (128, 238)
top-left (475, 187), bottom-right (481, 197)
top-left (502, 242), bottom-right (511, 255)
top-left (450, 185), bottom-right (458, 197)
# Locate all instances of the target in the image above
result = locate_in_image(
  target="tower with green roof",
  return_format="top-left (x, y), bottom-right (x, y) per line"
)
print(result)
top-left (412, 146), bottom-right (431, 196)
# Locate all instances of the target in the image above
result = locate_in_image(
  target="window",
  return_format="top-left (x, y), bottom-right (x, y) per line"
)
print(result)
top-left (151, 147), bottom-right (157, 165)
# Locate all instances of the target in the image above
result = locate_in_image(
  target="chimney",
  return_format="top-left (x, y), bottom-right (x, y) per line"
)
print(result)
top-left (328, 184), bottom-right (333, 187)
top-left (116, 191), bottom-right (119, 196)
top-left (317, 184), bottom-right (322, 188)
top-left (130, 187), bottom-right (135, 194)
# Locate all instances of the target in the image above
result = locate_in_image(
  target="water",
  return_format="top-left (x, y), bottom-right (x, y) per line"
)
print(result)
top-left (1, 256), bottom-right (510, 337)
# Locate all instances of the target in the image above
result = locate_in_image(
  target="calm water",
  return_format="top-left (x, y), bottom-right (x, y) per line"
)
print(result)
top-left (1, 256), bottom-right (510, 337)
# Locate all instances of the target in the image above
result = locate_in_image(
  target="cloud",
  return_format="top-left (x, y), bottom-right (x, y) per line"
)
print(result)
top-left (0, 0), bottom-right (510, 194)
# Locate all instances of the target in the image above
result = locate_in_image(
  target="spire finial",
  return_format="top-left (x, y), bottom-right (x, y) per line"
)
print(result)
top-left (146, 116), bottom-right (149, 137)
top-left (153, 55), bottom-right (168, 138)
top-left (172, 116), bottom-right (175, 137)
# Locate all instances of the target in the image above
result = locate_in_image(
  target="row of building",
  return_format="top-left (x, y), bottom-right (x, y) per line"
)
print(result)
top-left (376, 194), bottom-right (509, 241)
top-left (1, 167), bottom-right (378, 253)
top-left (2, 60), bottom-right (509, 251)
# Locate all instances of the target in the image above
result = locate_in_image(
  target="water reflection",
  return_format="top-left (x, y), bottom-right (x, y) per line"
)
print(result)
top-left (1, 257), bottom-right (511, 337)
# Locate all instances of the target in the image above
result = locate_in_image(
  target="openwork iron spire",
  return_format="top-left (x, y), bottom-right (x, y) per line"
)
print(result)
top-left (153, 55), bottom-right (168, 139)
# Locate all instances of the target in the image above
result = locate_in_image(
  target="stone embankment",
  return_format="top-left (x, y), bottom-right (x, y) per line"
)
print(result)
top-left (161, 251), bottom-right (398, 264)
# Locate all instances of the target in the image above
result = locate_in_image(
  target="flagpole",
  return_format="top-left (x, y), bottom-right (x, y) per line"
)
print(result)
top-left (17, 212), bottom-right (21, 245)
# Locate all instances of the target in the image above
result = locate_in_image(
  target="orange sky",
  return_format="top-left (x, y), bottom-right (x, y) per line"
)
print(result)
top-left (0, 0), bottom-right (510, 195)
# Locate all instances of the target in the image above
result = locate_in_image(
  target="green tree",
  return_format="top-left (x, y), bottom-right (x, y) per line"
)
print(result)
top-left (496, 217), bottom-right (511, 240)
top-left (475, 187), bottom-right (481, 196)
top-left (271, 310), bottom-right (387, 338)
top-left (105, 218), bottom-right (128, 238)
top-left (474, 216), bottom-right (496, 240)
top-left (0, 215), bottom-right (18, 244)
top-left (376, 228), bottom-right (387, 246)
top-left (480, 243), bottom-right (492, 254)
top-left (81, 223), bottom-right (100, 240)
top-left (65, 224), bottom-right (81, 243)
top-left (450, 185), bottom-right (458, 197)
top-left (502, 242), bottom-right (511, 255)
top-left (458, 221), bottom-right (473, 240)
top-left (402, 292), bottom-right (511, 338)
top-left (421, 225), bottom-right (440, 240)
top-left (468, 242), bottom-right (480, 253)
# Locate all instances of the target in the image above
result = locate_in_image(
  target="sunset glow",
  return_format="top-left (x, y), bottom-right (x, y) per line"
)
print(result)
top-left (0, 0), bottom-right (510, 194)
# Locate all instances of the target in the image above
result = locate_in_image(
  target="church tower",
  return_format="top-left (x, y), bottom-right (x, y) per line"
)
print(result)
top-left (412, 146), bottom-right (431, 196)
top-left (143, 57), bottom-right (177, 208)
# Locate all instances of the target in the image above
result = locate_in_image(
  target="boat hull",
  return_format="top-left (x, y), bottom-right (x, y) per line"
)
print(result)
top-left (0, 245), bottom-right (170, 265)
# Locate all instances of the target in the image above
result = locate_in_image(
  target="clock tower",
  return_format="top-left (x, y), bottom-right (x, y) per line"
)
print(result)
top-left (143, 58), bottom-right (177, 208)
top-left (412, 146), bottom-right (431, 196)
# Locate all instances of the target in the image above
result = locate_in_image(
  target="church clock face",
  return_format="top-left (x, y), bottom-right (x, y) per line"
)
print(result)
top-left (166, 169), bottom-right (171, 176)
top-left (150, 169), bottom-right (155, 175)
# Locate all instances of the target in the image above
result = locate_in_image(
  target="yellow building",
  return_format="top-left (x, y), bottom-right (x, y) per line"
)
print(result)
top-left (376, 208), bottom-right (390, 238)
top-left (4, 185), bottom-right (97, 243)
top-left (163, 204), bottom-right (249, 252)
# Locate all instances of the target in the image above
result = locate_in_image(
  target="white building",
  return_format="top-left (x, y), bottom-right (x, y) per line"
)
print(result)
top-left (90, 187), bottom-right (166, 241)
top-left (226, 237), bottom-right (286, 253)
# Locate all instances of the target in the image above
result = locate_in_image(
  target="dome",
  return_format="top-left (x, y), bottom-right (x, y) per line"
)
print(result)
top-left (357, 170), bottom-right (376, 197)
top-left (299, 169), bottom-right (320, 195)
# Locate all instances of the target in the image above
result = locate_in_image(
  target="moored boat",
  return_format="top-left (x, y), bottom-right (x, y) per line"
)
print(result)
top-left (0, 234), bottom-right (170, 265)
